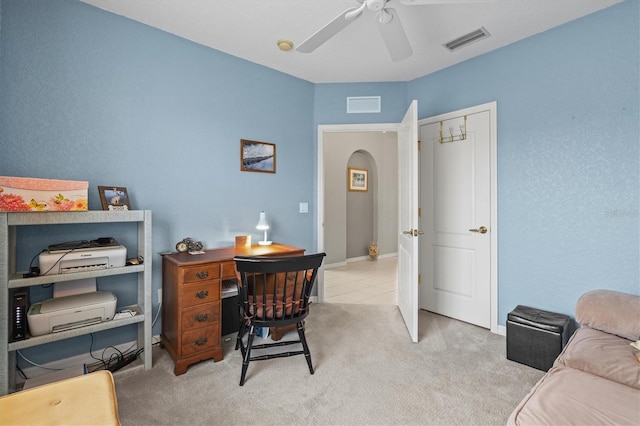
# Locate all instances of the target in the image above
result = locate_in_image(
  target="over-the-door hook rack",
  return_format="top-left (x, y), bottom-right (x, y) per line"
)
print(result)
top-left (439, 115), bottom-right (467, 144)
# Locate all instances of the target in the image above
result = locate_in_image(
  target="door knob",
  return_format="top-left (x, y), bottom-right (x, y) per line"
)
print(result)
top-left (403, 229), bottom-right (425, 237)
top-left (468, 226), bottom-right (487, 234)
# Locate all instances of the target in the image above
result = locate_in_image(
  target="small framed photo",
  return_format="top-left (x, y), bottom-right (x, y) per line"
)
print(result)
top-left (348, 168), bottom-right (368, 192)
top-left (241, 139), bottom-right (276, 173)
top-left (98, 186), bottom-right (131, 211)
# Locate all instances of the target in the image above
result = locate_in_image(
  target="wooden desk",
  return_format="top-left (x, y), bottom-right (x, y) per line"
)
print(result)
top-left (161, 243), bottom-right (304, 375)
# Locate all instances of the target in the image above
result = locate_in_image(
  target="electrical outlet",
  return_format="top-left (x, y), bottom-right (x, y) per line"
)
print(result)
top-left (157, 289), bottom-right (162, 302)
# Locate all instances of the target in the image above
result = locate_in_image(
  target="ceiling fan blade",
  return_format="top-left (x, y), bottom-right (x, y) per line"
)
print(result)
top-left (377, 8), bottom-right (412, 62)
top-left (296, 7), bottom-right (361, 53)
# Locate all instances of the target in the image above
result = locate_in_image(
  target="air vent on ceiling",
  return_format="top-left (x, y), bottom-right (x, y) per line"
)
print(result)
top-left (347, 96), bottom-right (381, 114)
top-left (443, 27), bottom-right (491, 51)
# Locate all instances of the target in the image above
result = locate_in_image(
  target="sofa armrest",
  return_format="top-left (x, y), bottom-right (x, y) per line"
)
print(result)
top-left (575, 289), bottom-right (640, 341)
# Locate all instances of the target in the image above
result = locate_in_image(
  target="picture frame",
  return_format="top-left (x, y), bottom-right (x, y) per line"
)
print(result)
top-left (241, 139), bottom-right (276, 173)
top-left (98, 186), bottom-right (131, 211)
top-left (348, 167), bottom-right (368, 192)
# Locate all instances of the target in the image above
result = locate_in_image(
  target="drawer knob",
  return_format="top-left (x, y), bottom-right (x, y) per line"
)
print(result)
top-left (195, 290), bottom-right (209, 299)
top-left (194, 337), bottom-right (208, 346)
top-left (195, 313), bottom-right (208, 322)
top-left (195, 271), bottom-right (209, 279)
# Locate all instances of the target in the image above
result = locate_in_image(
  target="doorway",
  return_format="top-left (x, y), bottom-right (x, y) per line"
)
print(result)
top-left (317, 124), bottom-right (399, 303)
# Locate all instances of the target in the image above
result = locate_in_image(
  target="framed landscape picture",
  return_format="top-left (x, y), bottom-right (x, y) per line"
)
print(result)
top-left (241, 139), bottom-right (276, 173)
top-left (348, 167), bottom-right (368, 192)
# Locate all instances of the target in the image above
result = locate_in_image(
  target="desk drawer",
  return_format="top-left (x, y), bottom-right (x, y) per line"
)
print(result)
top-left (181, 264), bottom-right (220, 284)
top-left (181, 302), bottom-right (220, 332)
top-left (181, 281), bottom-right (220, 308)
top-left (181, 326), bottom-right (220, 357)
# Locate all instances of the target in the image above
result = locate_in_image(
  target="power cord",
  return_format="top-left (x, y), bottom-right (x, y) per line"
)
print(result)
top-left (17, 350), bottom-right (64, 372)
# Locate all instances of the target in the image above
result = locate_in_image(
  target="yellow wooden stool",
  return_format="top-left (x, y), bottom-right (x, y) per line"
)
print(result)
top-left (0, 370), bottom-right (120, 425)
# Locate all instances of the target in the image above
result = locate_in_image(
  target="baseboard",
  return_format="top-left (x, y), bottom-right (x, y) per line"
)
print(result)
top-left (324, 261), bottom-right (347, 270)
top-left (17, 334), bottom-right (161, 384)
top-left (497, 324), bottom-right (506, 336)
top-left (325, 252), bottom-right (398, 270)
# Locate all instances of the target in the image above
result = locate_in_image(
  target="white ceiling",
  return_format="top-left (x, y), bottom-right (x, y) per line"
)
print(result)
top-left (80, 0), bottom-right (620, 84)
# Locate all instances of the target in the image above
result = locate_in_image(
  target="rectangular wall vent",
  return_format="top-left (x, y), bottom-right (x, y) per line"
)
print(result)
top-left (347, 96), bottom-right (381, 114)
top-left (443, 27), bottom-right (491, 51)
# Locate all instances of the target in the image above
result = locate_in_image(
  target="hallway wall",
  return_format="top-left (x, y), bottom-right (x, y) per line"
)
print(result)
top-left (347, 151), bottom-right (375, 259)
top-left (324, 131), bottom-right (398, 265)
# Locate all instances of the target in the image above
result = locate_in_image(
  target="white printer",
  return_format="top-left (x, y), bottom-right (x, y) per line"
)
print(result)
top-left (27, 291), bottom-right (117, 336)
top-left (39, 245), bottom-right (127, 275)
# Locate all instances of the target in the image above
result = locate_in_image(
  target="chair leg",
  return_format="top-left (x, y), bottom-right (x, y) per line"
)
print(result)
top-left (297, 322), bottom-right (314, 375)
top-left (235, 320), bottom-right (246, 351)
top-left (240, 325), bottom-right (256, 386)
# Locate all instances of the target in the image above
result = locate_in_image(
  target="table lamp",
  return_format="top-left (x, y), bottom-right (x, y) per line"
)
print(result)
top-left (256, 211), bottom-right (272, 245)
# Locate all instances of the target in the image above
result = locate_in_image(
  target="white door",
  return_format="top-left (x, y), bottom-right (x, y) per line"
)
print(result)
top-left (420, 108), bottom-right (492, 328)
top-left (397, 100), bottom-right (419, 342)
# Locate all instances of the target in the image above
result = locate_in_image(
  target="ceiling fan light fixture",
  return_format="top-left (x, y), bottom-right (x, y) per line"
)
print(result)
top-left (277, 39), bottom-right (294, 51)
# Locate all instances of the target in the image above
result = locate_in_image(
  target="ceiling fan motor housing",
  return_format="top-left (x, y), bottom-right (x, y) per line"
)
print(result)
top-left (366, 0), bottom-right (388, 11)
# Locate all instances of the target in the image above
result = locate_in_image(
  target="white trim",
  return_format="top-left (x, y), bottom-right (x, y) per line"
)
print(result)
top-left (324, 261), bottom-right (348, 270)
top-left (418, 101), bottom-right (498, 334)
top-left (324, 252), bottom-right (398, 270)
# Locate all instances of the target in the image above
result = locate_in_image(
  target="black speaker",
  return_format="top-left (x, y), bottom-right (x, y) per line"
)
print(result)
top-left (9, 288), bottom-right (29, 342)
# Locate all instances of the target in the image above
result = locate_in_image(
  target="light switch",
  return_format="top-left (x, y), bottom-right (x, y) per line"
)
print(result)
top-left (299, 202), bottom-right (308, 213)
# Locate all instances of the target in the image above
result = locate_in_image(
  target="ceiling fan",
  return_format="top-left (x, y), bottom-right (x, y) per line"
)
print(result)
top-left (296, 0), bottom-right (495, 62)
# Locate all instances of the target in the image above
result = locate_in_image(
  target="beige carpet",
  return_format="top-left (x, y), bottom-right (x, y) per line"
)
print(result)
top-left (113, 303), bottom-right (543, 425)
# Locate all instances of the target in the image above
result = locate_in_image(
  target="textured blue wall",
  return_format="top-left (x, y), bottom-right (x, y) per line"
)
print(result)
top-left (0, 0), bottom-right (315, 363)
top-left (408, 0), bottom-right (639, 325)
top-left (0, 0), bottom-right (637, 367)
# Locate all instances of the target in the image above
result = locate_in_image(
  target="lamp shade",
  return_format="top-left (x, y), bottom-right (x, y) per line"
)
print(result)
top-left (256, 211), bottom-right (272, 245)
top-left (256, 211), bottom-right (269, 230)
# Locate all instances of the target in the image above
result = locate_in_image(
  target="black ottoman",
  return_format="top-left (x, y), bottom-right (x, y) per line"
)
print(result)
top-left (507, 305), bottom-right (571, 371)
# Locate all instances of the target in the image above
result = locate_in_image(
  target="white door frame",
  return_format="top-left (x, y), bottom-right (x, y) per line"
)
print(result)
top-left (316, 122), bottom-right (399, 302)
top-left (418, 101), bottom-right (498, 334)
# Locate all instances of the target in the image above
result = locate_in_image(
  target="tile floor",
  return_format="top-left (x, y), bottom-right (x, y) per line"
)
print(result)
top-left (323, 256), bottom-right (397, 304)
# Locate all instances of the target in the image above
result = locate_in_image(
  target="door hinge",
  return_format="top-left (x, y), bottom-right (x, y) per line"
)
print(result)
top-left (418, 207), bottom-right (421, 218)
top-left (418, 274), bottom-right (422, 285)
top-left (418, 140), bottom-right (422, 151)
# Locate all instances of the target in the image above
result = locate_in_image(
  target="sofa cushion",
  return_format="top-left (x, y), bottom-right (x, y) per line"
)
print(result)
top-left (576, 289), bottom-right (640, 341)
top-left (555, 327), bottom-right (640, 389)
top-left (507, 366), bottom-right (640, 426)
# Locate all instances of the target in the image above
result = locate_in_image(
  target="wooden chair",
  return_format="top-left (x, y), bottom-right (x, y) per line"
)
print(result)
top-left (233, 253), bottom-right (325, 386)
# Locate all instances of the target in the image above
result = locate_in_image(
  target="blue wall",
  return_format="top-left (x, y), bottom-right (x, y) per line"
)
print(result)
top-left (0, 0), bottom-right (637, 365)
top-left (408, 0), bottom-right (639, 325)
top-left (0, 0), bottom-right (315, 363)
